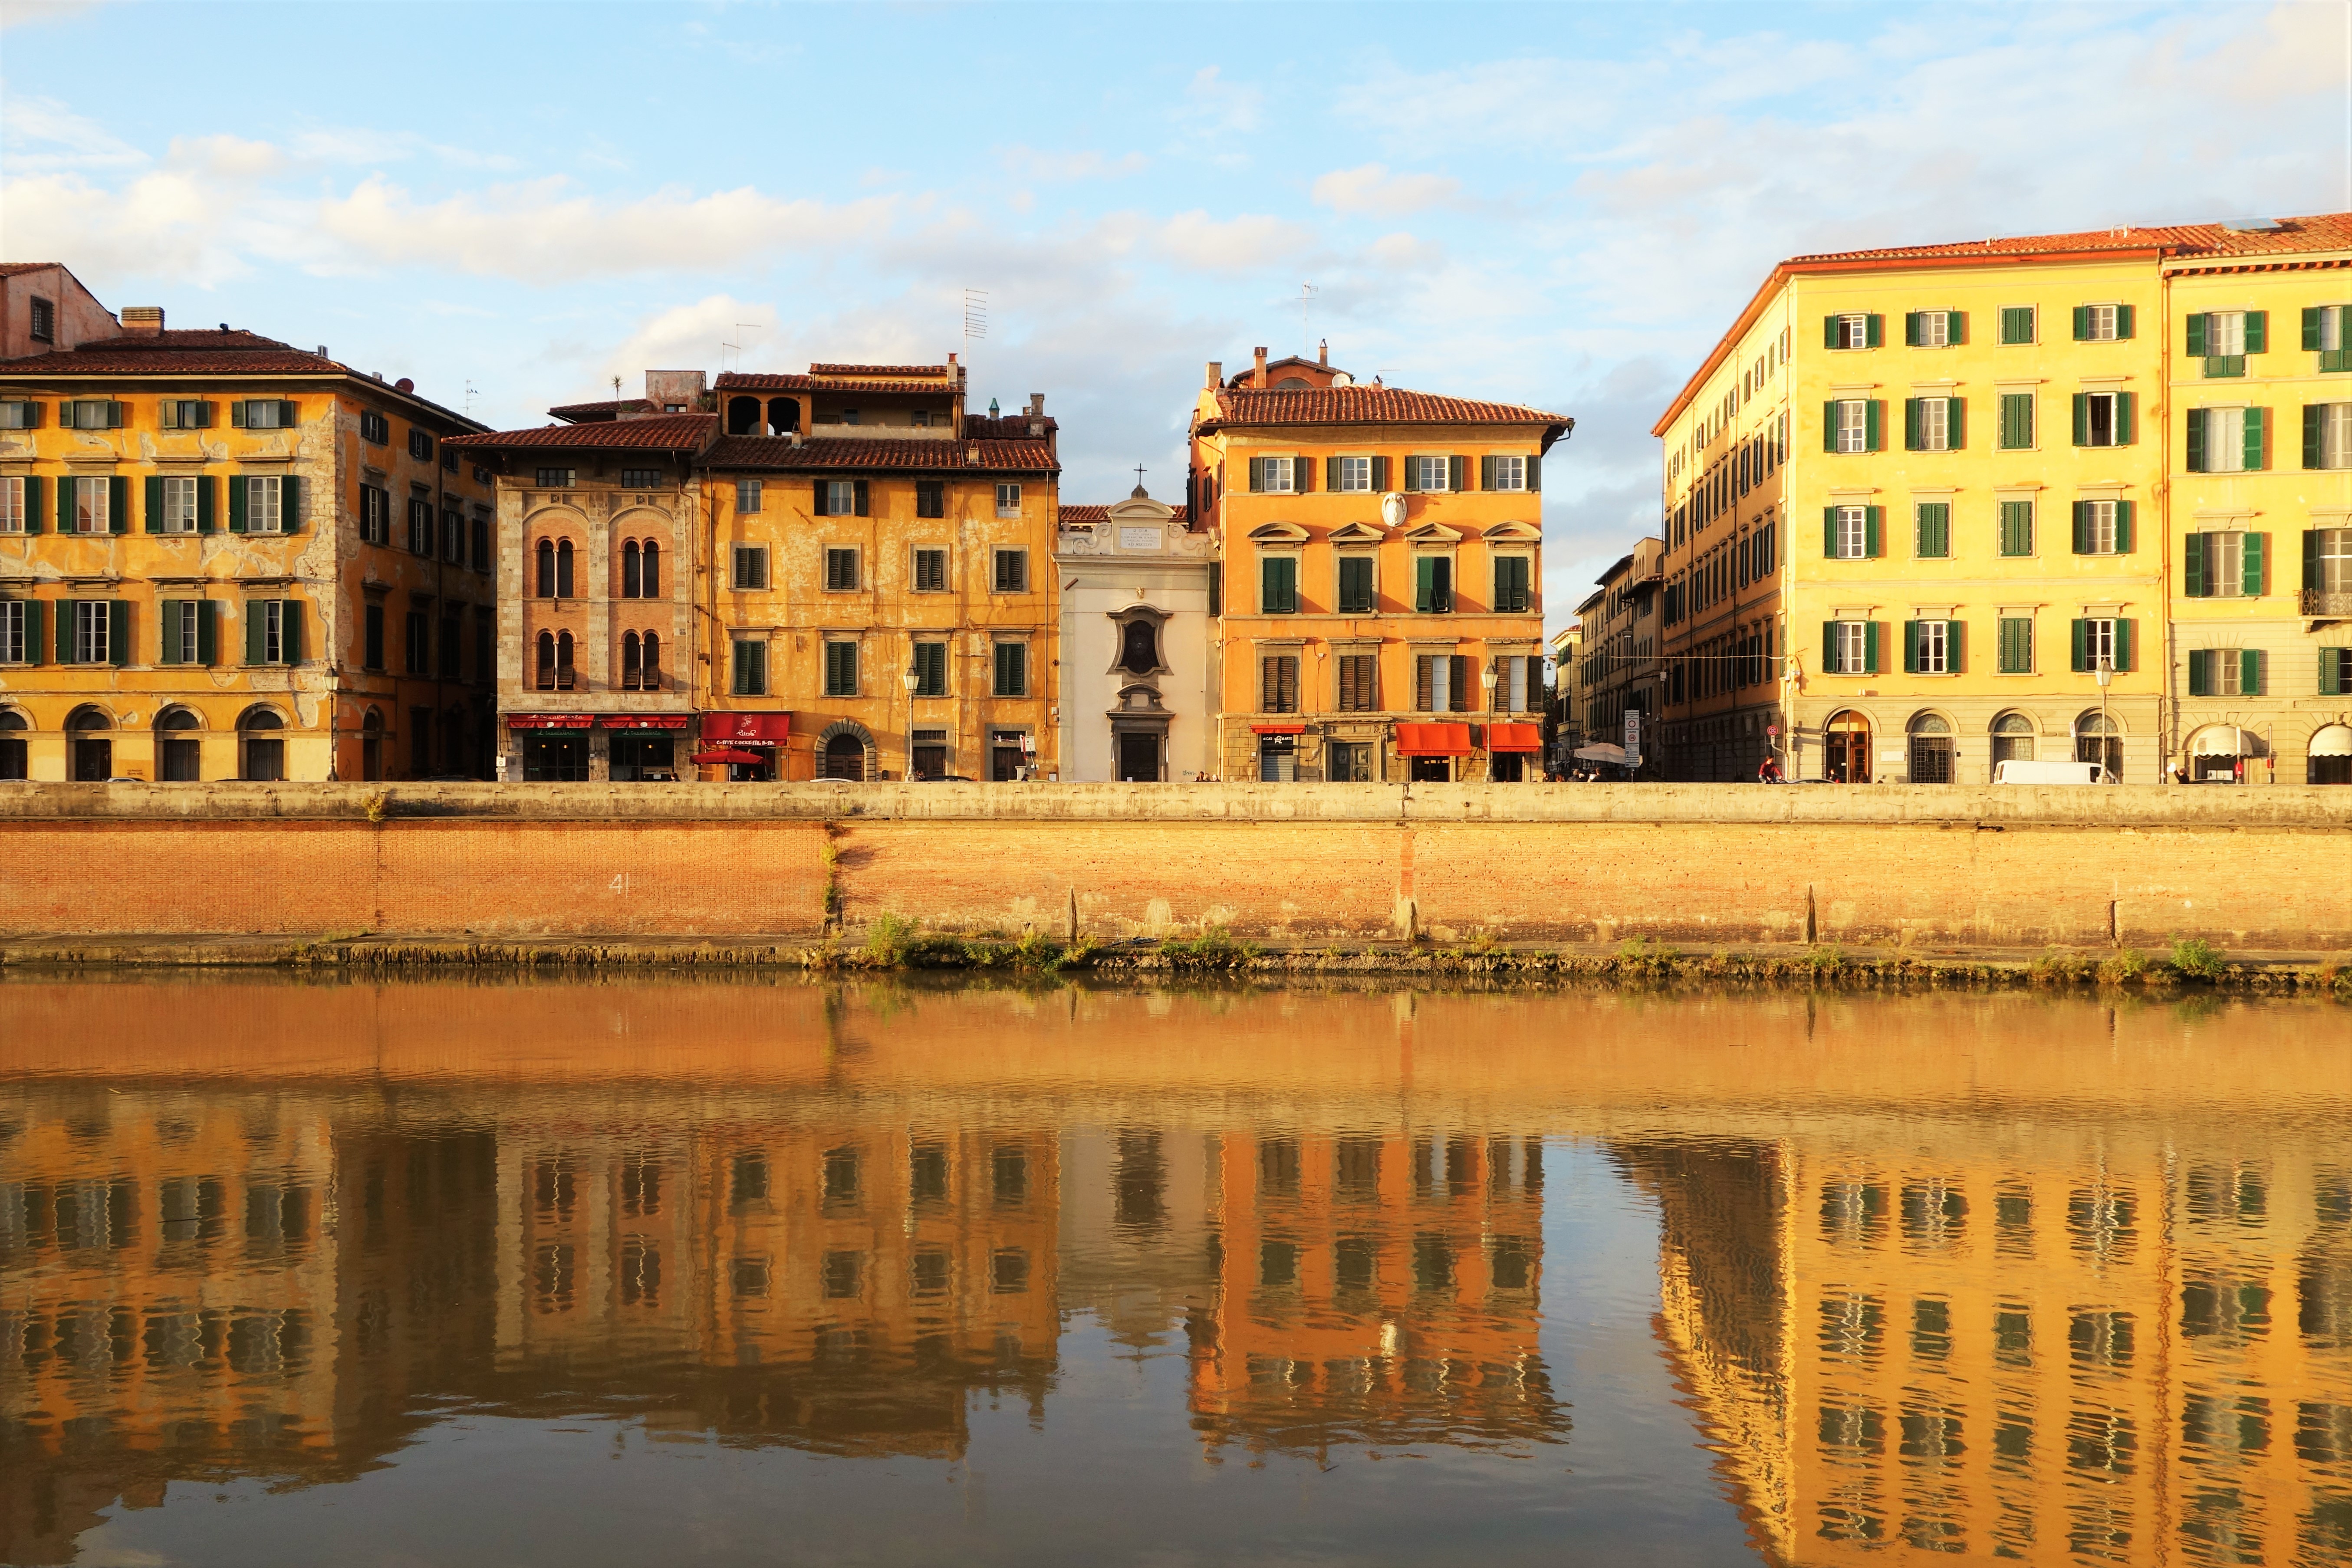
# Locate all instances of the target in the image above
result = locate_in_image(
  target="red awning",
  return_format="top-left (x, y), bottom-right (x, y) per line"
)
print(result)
top-left (691, 749), bottom-right (766, 766)
top-left (701, 711), bottom-right (792, 742)
top-left (602, 715), bottom-right (689, 730)
top-left (1395, 723), bottom-right (1476, 757)
top-left (1250, 722), bottom-right (1306, 734)
top-left (1488, 722), bottom-right (1544, 753)
top-left (506, 714), bottom-right (595, 730)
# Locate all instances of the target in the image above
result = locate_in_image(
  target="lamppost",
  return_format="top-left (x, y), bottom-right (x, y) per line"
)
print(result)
top-left (1480, 660), bottom-right (1500, 780)
top-left (2095, 654), bottom-right (2112, 781)
top-left (901, 657), bottom-right (921, 779)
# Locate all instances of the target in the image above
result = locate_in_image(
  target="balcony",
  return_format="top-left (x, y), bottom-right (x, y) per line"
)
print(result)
top-left (2303, 589), bottom-right (2352, 618)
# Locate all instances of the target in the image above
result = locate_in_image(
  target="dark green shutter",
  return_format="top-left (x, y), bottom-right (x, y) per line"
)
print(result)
top-left (2187, 407), bottom-right (2207, 472)
top-left (2305, 308), bottom-right (2324, 352)
top-left (158, 600), bottom-right (181, 664)
top-left (1862, 621), bottom-right (1880, 675)
top-left (1865, 506), bottom-right (1883, 558)
top-left (2072, 619), bottom-right (2090, 672)
top-left (1326, 455), bottom-right (1340, 491)
top-left (1865, 314), bottom-right (1883, 348)
top-left (1917, 503), bottom-right (1948, 558)
top-left (21, 600), bottom-right (41, 665)
top-left (230, 400), bottom-right (246, 428)
top-left (1248, 457), bottom-right (1265, 493)
top-left (196, 476), bottom-right (215, 533)
top-left (2243, 649), bottom-right (2264, 696)
top-left (283, 601), bottom-right (303, 664)
top-left (2072, 394), bottom-right (2090, 446)
top-left (2244, 312), bottom-right (2266, 354)
top-left (106, 601), bottom-right (128, 666)
top-left (2308, 404), bottom-right (2327, 469)
top-left (2322, 648), bottom-right (2345, 697)
top-left (108, 476), bottom-right (127, 534)
top-left (280, 474), bottom-right (300, 532)
top-left (1947, 397), bottom-right (1964, 450)
top-left (2115, 392), bottom-right (2135, 445)
top-left (56, 602), bottom-right (72, 663)
top-left (2115, 305), bottom-right (2134, 339)
top-left (2188, 649), bottom-right (2213, 695)
top-left (1903, 620), bottom-right (1920, 674)
top-left (2184, 533), bottom-right (2207, 598)
top-left (1822, 401), bottom-right (1839, 453)
top-left (1822, 622), bottom-right (1839, 674)
top-left (1449, 455), bottom-right (1466, 492)
top-left (245, 602), bottom-right (263, 666)
top-left (2072, 501), bottom-right (2090, 555)
top-left (1295, 454), bottom-right (1312, 493)
top-left (197, 600), bottom-right (217, 665)
top-left (812, 478), bottom-right (826, 513)
top-left (2072, 306), bottom-right (2090, 341)
top-left (2243, 532), bottom-right (2265, 596)
top-left (2243, 407), bottom-right (2266, 471)
top-left (278, 400), bottom-right (299, 427)
top-left (2307, 529), bottom-right (2324, 590)
top-left (1948, 310), bottom-right (1966, 345)
top-left (1903, 398), bottom-right (1921, 450)
top-left (57, 477), bottom-right (75, 533)
top-left (2187, 313), bottom-right (2208, 357)
top-left (2114, 619), bottom-right (2134, 673)
top-left (853, 479), bottom-right (868, 516)
top-left (1905, 312), bottom-right (1921, 348)
top-left (1526, 454), bottom-right (1540, 492)
top-left (1865, 401), bottom-right (1883, 451)
top-left (20, 475), bottom-right (39, 535)
top-left (1402, 456), bottom-right (1421, 493)
top-left (1372, 455), bottom-right (1389, 491)
top-left (145, 476), bottom-right (164, 534)
top-left (2114, 500), bottom-right (2134, 554)
top-left (1479, 455), bottom-right (1495, 490)
top-left (228, 477), bottom-right (247, 533)
top-left (1824, 506), bottom-right (1839, 557)
top-left (1825, 315), bottom-right (1840, 349)
top-left (1415, 556), bottom-right (1436, 611)
top-left (1947, 620), bottom-right (1964, 674)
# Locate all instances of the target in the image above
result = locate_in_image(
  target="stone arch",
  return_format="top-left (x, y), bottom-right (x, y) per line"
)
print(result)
top-left (236, 704), bottom-right (286, 731)
top-left (1990, 709), bottom-right (2038, 768)
top-left (153, 705), bottom-right (202, 731)
top-left (727, 394), bottom-right (762, 435)
top-left (66, 703), bottom-right (113, 731)
top-left (816, 719), bottom-right (875, 782)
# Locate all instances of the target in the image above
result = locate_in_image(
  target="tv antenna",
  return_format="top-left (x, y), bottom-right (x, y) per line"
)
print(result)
top-left (464, 380), bottom-right (479, 416)
top-left (1299, 281), bottom-right (1317, 339)
top-left (964, 288), bottom-right (989, 351)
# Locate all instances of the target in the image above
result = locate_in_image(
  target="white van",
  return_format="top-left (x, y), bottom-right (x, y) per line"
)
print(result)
top-left (1993, 759), bottom-right (2114, 784)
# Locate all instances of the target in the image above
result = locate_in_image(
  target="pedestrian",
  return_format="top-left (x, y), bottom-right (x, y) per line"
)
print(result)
top-left (1757, 754), bottom-right (1783, 784)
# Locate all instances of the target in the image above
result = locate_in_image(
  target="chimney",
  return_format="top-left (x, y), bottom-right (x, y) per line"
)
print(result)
top-left (121, 307), bottom-right (164, 335)
top-left (1028, 393), bottom-right (1044, 416)
top-left (1318, 339), bottom-right (1328, 366)
top-left (1253, 346), bottom-right (1269, 386)
top-left (1204, 360), bottom-right (1222, 389)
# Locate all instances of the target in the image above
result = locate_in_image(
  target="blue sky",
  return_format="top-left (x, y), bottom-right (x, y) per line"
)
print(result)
top-left (4, 1), bottom-right (2342, 625)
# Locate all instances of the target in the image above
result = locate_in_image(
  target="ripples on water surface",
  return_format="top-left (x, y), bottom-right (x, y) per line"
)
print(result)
top-left (0, 979), bottom-right (2348, 1566)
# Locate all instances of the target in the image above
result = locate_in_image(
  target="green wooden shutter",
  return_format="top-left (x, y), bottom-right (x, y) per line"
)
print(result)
top-left (57, 477), bottom-right (76, 533)
top-left (1294, 455), bottom-right (1312, 493)
top-left (1822, 401), bottom-right (1839, 453)
top-left (1402, 456), bottom-right (1421, 493)
top-left (1479, 455), bottom-right (1495, 491)
top-left (2114, 618), bottom-right (2134, 673)
top-left (197, 600), bottom-right (217, 665)
top-left (107, 476), bottom-right (127, 534)
top-left (2243, 532), bottom-right (2266, 597)
top-left (1905, 312), bottom-right (1922, 348)
top-left (2072, 619), bottom-right (2090, 672)
top-left (196, 476), bottom-right (215, 533)
top-left (1903, 620), bottom-right (1921, 673)
top-left (812, 479), bottom-right (826, 513)
top-left (1947, 310), bottom-right (1967, 345)
top-left (2115, 500), bottom-right (2134, 554)
top-left (1326, 455), bottom-right (1340, 491)
top-left (282, 600), bottom-right (303, 664)
top-left (2244, 312), bottom-right (2266, 354)
top-left (1415, 556), bottom-right (1436, 612)
top-left (21, 600), bottom-right (41, 665)
top-left (1947, 620), bottom-right (1964, 674)
top-left (2306, 527), bottom-right (2325, 589)
top-left (1917, 503), bottom-right (1948, 558)
top-left (20, 475), bottom-right (39, 535)
top-left (1372, 455), bottom-right (1389, 491)
top-left (2187, 407), bottom-right (2207, 472)
top-left (1863, 621), bottom-right (1880, 675)
top-left (2115, 392), bottom-right (2135, 445)
top-left (2243, 407), bottom-right (2266, 471)
top-left (1824, 315), bottom-right (1841, 349)
top-left (158, 600), bottom-right (181, 664)
top-left (2186, 313), bottom-right (2208, 357)
top-left (2322, 648), bottom-right (2345, 697)
top-left (228, 477), bottom-right (247, 533)
top-left (56, 601), bottom-right (72, 663)
top-left (1865, 401), bottom-right (1883, 451)
top-left (2072, 306), bottom-right (2090, 341)
top-left (2188, 649), bottom-right (2212, 696)
top-left (2072, 394), bottom-right (2090, 447)
top-left (2071, 501), bottom-right (2089, 555)
top-left (1947, 396), bottom-right (1964, 450)
top-left (1903, 398), bottom-right (1921, 450)
top-left (2184, 533), bottom-right (2207, 597)
top-left (230, 400), bottom-right (246, 428)
top-left (245, 602), bottom-right (264, 666)
top-left (106, 601), bottom-right (128, 666)
top-left (853, 479), bottom-right (868, 516)
top-left (1865, 506), bottom-right (1883, 558)
top-left (278, 400), bottom-right (299, 427)
top-left (1527, 454), bottom-right (1541, 492)
top-left (145, 476), bottom-right (164, 534)
top-left (1248, 457), bottom-right (1265, 492)
top-left (2115, 305), bottom-right (2135, 339)
top-left (279, 474), bottom-right (300, 533)
top-left (1865, 314), bottom-right (1883, 348)
top-left (2243, 649), bottom-right (2264, 696)
top-left (2305, 308), bottom-right (2325, 352)
top-left (1823, 506), bottom-right (1839, 557)
top-left (1821, 622), bottom-right (1840, 674)
top-left (2308, 404), bottom-right (2327, 469)
top-left (1449, 455), bottom-right (1466, 493)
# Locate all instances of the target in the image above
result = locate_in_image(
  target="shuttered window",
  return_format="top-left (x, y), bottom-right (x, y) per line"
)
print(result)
top-left (1914, 503), bottom-right (1950, 559)
top-left (993, 549), bottom-right (1028, 593)
top-left (1260, 555), bottom-right (1298, 614)
top-left (0, 600), bottom-right (31, 665)
top-left (1336, 653), bottom-right (1378, 711)
top-left (913, 548), bottom-right (947, 591)
top-left (1997, 393), bottom-right (2035, 450)
top-left (2184, 532), bottom-right (2262, 598)
top-left (912, 641), bottom-right (947, 697)
top-left (824, 640), bottom-right (859, 696)
top-left (825, 547), bottom-right (860, 591)
top-left (1493, 554), bottom-right (1531, 613)
top-left (1337, 556), bottom-right (1375, 613)
top-left (1997, 617), bottom-right (2034, 674)
top-left (1260, 655), bottom-right (1299, 713)
top-left (1414, 556), bottom-right (1453, 613)
top-left (993, 641), bottom-right (1026, 697)
top-left (2302, 403), bottom-right (2352, 469)
top-left (1414, 654), bottom-right (1470, 712)
top-left (1999, 307), bottom-right (2036, 345)
top-left (733, 639), bottom-right (768, 696)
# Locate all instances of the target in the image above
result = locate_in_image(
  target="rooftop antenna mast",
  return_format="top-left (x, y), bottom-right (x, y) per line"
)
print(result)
top-left (963, 288), bottom-right (989, 357)
top-left (1300, 281), bottom-right (1317, 340)
top-left (464, 380), bottom-right (479, 417)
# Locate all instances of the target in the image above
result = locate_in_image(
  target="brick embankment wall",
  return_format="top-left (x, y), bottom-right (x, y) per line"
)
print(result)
top-left (0, 782), bottom-right (2345, 950)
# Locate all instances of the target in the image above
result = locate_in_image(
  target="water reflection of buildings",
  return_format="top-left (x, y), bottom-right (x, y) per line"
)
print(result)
top-left (1620, 1131), bottom-right (2352, 1566)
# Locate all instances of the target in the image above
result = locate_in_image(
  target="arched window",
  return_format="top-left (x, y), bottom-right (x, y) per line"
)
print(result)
top-left (1823, 710), bottom-right (1871, 784)
top-left (0, 707), bottom-right (26, 782)
top-left (1907, 713), bottom-right (1953, 784)
top-left (556, 631), bottom-right (576, 691)
top-left (641, 541), bottom-right (660, 597)
top-left (536, 538), bottom-right (556, 598)
top-left (1991, 712), bottom-right (2036, 767)
top-left (556, 539), bottom-right (576, 599)
top-left (641, 631), bottom-right (660, 689)
top-left (622, 631), bottom-right (642, 690)
top-left (1119, 619), bottom-right (1159, 674)
top-left (2076, 712), bottom-right (2123, 780)
top-left (623, 540), bottom-right (642, 598)
top-left (536, 631), bottom-right (556, 690)
top-left (238, 706), bottom-right (286, 783)
top-left (360, 706), bottom-right (385, 783)
top-left (766, 397), bottom-right (799, 436)
top-left (727, 395), bottom-right (762, 436)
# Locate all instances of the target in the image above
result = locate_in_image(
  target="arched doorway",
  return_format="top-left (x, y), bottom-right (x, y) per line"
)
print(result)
top-left (2076, 712), bottom-right (2123, 782)
top-left (822, 733), bottom-right (867, 781)
top-left (66, 706), bottom-right (112, 782)
top-left (2310, 724), bottom-right (2352, 785)
top-left (1907, 713), bottom-right (1954, 783)
top-left (155, 707), bottom-right (202, 782)
top-left (361, 708), bottom-right (385, 782)
top-left (2186, 723), bottom-right (2255, 785)
top-left (1990, 712), bottom-right (2036, 773)
top-left (239, 706), bottom-right (286, 782)
top-left (0, 708), bottom-right (26, 781)
top-left (1823, 710), bottom-right (1871, 783)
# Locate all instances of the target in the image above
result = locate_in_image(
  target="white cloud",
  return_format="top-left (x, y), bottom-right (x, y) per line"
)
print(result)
top-left (1311, 163), bottom-right (1464, 216)
top-left (3, 92), bottom-right (145, 171)
top-left (1000, 146), bottom-right (1148, 182)
top-left (1155, 210), bottom-right (1316, 272)
top-left (601, 294), bottom-right (779, 391)
top-left (1176, 66), bottom-right (1262, 135)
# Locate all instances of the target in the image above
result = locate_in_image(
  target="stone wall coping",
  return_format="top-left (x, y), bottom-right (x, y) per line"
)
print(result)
top-left (2, 781), bottom-right (2347, 828)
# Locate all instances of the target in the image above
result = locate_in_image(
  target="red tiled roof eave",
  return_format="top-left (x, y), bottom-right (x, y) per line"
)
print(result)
top-left (806, 362), bottom-right (951, 378)
top-left (2, 341), bottom-right (487, 431)
top-left (448, 413), bottom-right (719, 452)
top-left (700, 434), bottom-right (1057, 474)
top-left (1199, 385), bottom-right (1573, 450)
top-left (714, 372), bottom-right (953, 394)
top-left (547, 398), bottom-right (657, 423)
top-left (1059, 504), bottom-right (1191, 526)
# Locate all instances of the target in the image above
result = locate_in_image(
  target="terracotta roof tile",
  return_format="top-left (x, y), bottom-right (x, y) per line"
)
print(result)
top-left (547, 398), bottom-right (657, 423)
top-left (806, 362), bottom-right (951, 378)
top-left (961, 413), bottom-right (1057, 439)
top-left (3, 331), bottom-right (335, 375)
top-left (714, 371), bottom-right (954, 394)
top-left (450, 414), bottom-right (718, 451)
top-left (1786, 210), bottom-right (2352, 266)
top-left (1203, 383), bottom-right (1572, 439)
top-left (1060, 503), bottom-right (1191, 527)
top-left (701, 434), bottom-right (1056, 474)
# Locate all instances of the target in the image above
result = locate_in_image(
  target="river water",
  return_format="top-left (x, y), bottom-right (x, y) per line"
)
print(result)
top-left (0, 978), bottom-right (2346, 1567)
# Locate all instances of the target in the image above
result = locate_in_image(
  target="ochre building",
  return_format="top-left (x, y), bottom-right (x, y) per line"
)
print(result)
top-left (1189, 346), bottom-right (1569, 782)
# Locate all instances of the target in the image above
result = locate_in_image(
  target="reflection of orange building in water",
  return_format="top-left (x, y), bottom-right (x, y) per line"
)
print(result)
top-left (1619, 1128), bottom-right (2352, 1566)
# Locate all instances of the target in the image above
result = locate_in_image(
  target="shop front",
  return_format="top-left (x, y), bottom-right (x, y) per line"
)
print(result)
top-left (605, 714), bottom-right (688, 781)
top-left (1395, 722), bottom-right (1475, 782)
top-left (695, 711), bottom-right (791, 781)
top-left (1250, 722), bottom-right (1304, 782)
top-left (507, 714), bottom-right (595, 781)
top-left (1485, 722), bottom-right (1543, 782)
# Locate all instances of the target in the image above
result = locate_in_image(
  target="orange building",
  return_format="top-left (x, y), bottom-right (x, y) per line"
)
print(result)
top-left (1188, 345), bottom-right (1571, 782)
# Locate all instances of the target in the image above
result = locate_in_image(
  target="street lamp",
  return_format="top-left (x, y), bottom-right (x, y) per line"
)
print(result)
top-left (901, 659), bottom-right (921, 779)
top-left (2095, 654), bottom-right (2112, 782)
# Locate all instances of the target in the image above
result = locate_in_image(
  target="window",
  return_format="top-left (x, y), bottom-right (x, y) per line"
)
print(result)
top-left (360, 410), bottom-right (389, 444)
top-left (158, 399), bottom-right (212, 429)
top-left (1828, 398), bottom-right (1881, 454)
top-left (2319, 645), bottom-right (2352, 696)
top-left (1998, 617), bottom-right (2034, 674)
top-left (2071, 617), bottom-right (2132, 673)
top-left (1907, 310), bottom-right (1962, 348)
top-left (910, 409), bottom-right (931, 428)
top-left (1494, 654), bottom-right (1533, 711)
top-left (471, 517), bottom-right (490, 573)
top-left (0, 600), bottom-right (29, 664)
top-left (2188, 310), bottom-right (2263, 376)
top-left (618, 467), bottom-right (659, 489)
top-left (813, 639), bottom-right (854, 697)
top-left (1493, 554), bottom-right (1531, 613)
top-left (71, 476), bottom-right (112, 534)
top-left (2074, 391), bottom-right (2134, 447)
top-left (1337, 556), bottom-right (1375, 613)
top-left (2188, 406), bottom-right (2266, 472)
top-left (623, 539), bottom-right (662, 598)
top-left (535, 467), bottom-right (575, 488)
top-left (733, 639), bottom-right (769, 696)
top-left (1408, 455), bottom-right (1451, 492)
top-left (1414, 555), bottom-right (1453, 613)
top-left (408, 430), bottom-right (433, 461)
top-left (2074, 303), bottom-right (2132, 342)
top-left (404, 496), bottom-right (430, 553)
top-left (913, 547), bottom-right (947, 591)
top-left (0, 477), bottom-right (20, 534)
top-left (65, 399), bottom-right (122, 430)
top-left (622, 630), bottom-right (662, 690)
top-left (725, 478), bottom-right (760, 516)
top-left (1336, 653), bottom-right (1378, 711)
top-left (1415, 653), bottom-right (1470, 712)
top-left (912, 640), bottom-right (947, 697)
top-left (443, 448), bottom-right (459, 473)
top-left (1905, 396), bottom-right (1961, 451)
top-left (553, 539), bottom-right (576, 597)
top-left (1334, 455), bottom-right (1372, 493)
top-left (914, 480), bottom-right (944, 518)
top-left (1999, 500), bottom-right (2034, 557)
top-left (2000, 306), bottom-right (2036, 345)
top-left (993, 641), bottom-right (1026, 697)
top-left (1914, 502), bottom-right (1950, 559)
top-left (363, 604), bottom-right (384, 670)
top-left (1260, 654), bottom-right (1299, 712)
top-left (2189, 648), bottom-right (2266, 697)
top-left (438, 615), bottom-right (461, 679)
top-left (157, 476), bottom-right (198, 534)
top-left (1997, 392), bottom-right (2035, 450)
top-left (732, 545), bottom-right (768, 591)
top-left (1485, 454), bottom-right (1528, 491)
top-left (992, 548), bottom-right (1027, 593)
top-left (2313, 527), bottom-right (2352, 594)
top-left (0, 401), bottom-right (39, 430)
top-left (2311, 305), bottom-right (2352, 371)
top-left (825, 547), bottom-right (860, 592)
top-left (1827, 504), bottom-right (1877, 560)
top-left (234, 399), bottom-right (295, 430)
top-left (29, 296), bottom-right (55, 342)
top-left (2072, 500), bottom-right (2131, 556)
top-left (1828, 312), bottom-right (1879, 350)
top-left (359, 484), bottom-right (389, 545)
top-left (1825, 620), bottom-right (1879, 676)
top-left (995, 482), bottom-right (1022, 516)
top-left (246, 599), bottom-right (299, 666)
top-left (816, 478), bottom-right (865, 516)
top-left (442, 510), bottom-right (463, 563)
top-left (1905, 619), bottom-right (1955, 675)
top-left (1260, 555), bottom-right (1298, 614)
top-left (2185, 531), bottom-right (2262, 598)
top-left (1250, 456), bottom-right (1296, 493)
top-left (2309, 403), bottom-right (2352, 469)
top-left (404, 611), bottom-right (428, 674)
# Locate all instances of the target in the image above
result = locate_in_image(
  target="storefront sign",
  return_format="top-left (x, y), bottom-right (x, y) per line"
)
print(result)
top-left (700, 712), bottom-right (792, 742)
top-left (506, 714), bottom-right (594, 730)
top-left (602, 715), bottom-right (689, 730)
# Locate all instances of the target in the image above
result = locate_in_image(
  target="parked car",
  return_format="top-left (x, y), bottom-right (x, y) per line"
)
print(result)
top-left (1993, 759), bottom-right (2113, 784)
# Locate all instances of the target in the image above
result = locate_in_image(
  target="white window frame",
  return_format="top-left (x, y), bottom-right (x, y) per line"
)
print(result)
top-left (1915, 619), bottom-right (1949, 674)
top-left (2205, 531), bottom-right (2245, 598)
top-left (732, 544), bottom-right (769, 592)
top-left (73, 476), bottom-right (109, 534)
top-left (2083, 391), bottom-right (2122, 447)
top-left (822, 479), bottom-right (856, 516)
top-left (160, 476), bottom-right (198, 535)
top-left (2319, 404), bottom-right (2352, 470)
top-left (246, 476), bottom-right (283, 534)
top-left (2319, 306), bottom-right (2346, 353)
top-left (1918, 312), bottom-right (1950, 348)
top-left (1833, 505), bottom-right (1868, 559)
top-left (241, 399), bottom-right (285, 430)
top-left (1834, 621), bottom-right (1868, 674)
top-left (2204, 406), bottom-right (2247, 472)
top-left (2315, 527), bottom-right (2352, 593)
top-left (2207, 311), bottom-right (2246, 358)
top-left (1836, 400), bottom-right (1867, 454)
top-left (735, 479), bottom-right (762, 514)
top-left (2084, 304), bottom-right (2120, 342)
top-left (66, 401), bottom-right (115, 431)
top-left (74, 600), bottom-right (109, 664)
top-left (1490, 454), bottom-right (1527, 492)
top-left (2081, 499), bottom-right (2118, 555)
top-left (1259, 457), bottom-right (1296, 494)
top-left (0, 600), bottom-right (24, 663)
top-left (2084, 618), bottom-right (2118, 667)
top-left (1834, 313), bottom-right (1869, 350)
top-left (0, 477), bottom-right (22, 534)
top-left (1918, 397), bottom-right (1951, 451)
top-left (2217, 647), bottom-right (2253, 696)
top-left (1411, 455), bottom-right (1450, 492)
top-left (0, 401), bottom-right (38, 431)
top-left (1335, 455), bottom-right (1372, 493)
top-left (170, 601), bottom-right (199, 664)
top-left (995, 482), bottom-right (1023, 517)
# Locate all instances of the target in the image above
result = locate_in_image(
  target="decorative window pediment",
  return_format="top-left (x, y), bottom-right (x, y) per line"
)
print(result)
top-left (1328, 520), bottom-right (1387, 543)
top-left (1402, 520), bottom-right (1462, 545)
top-left (1482, 519), bottom-right (1541, 542)
top-left (1247, 519), bottom-right (1309, 542)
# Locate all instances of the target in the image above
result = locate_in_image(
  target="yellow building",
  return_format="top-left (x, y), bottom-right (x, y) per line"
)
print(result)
top-left (1189, 346), bottom-right (1570, 782)
top-left (0, 305), bottom-right (493, 782)
top-left (1651, 211), bottom-right (2352, 785)
top-left (701, 361), bottom-right (1061, 782)
top-left (2164, 219), bottom-right (2352, 782)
